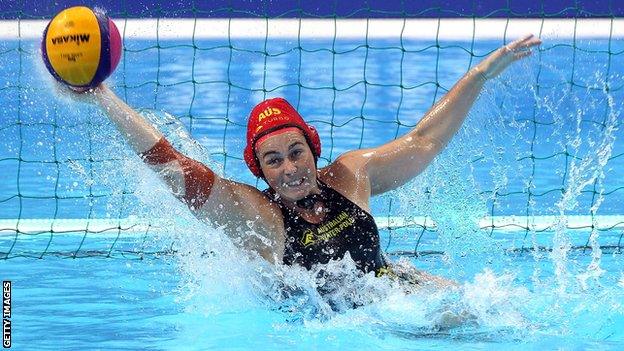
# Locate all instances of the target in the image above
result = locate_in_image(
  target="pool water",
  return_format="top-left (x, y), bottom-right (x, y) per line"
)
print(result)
top-left (5, 237), bottom-right (624, 349)
top-left (1, 36), bottom-right (624, 349)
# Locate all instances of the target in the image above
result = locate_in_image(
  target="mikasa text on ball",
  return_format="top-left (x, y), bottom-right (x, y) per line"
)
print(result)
top-left (42, 6), bottom-right (122, 89)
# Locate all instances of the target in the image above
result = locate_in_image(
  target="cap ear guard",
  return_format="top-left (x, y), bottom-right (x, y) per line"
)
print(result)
top-left (244, 142), bottom-right (263, 178)
top-left (306, 125), bottom-right (322, 158)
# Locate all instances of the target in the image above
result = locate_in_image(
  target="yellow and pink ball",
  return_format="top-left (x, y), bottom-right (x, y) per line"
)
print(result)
top-left (41, 6), bottom-right (122, 89)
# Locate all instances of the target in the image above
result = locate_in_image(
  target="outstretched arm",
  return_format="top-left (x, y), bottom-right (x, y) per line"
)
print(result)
top-left (94, 84), bottom-right (163, 154)
top-left (92, 84), bottom-right (214, 209)
top-left (336, 35), bottom-right (542, 196)
top-left (69, 84), bottom-right (285, 262)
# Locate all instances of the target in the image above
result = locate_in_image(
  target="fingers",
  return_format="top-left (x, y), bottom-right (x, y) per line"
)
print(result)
top-left (52, 79), bottom-right (99, 105)
top-left (479, 34), bottom-right (542, 79)
top-left (523, 35), bottom-right (542, 48)
top-left (508, 34), bottom-right (542, 52)
top-left (53, 81), bottom-right (78, 99)
top-left (514, 50), bottom-right (533, 60)
top-left (516, 34), bottom-right (536, 45)
top-left (501, 34), bottom-right (541, 62)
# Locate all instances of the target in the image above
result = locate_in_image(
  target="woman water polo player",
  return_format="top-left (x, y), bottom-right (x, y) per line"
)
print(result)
top-left (66, 35), bottom-right (541, 286)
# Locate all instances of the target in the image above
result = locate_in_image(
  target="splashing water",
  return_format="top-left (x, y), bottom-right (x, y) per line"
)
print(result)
top-left (100, 108), bottom-right (537, 339)
top-left (545, 72), bottom-right (618, 292)
top-left (66, 52), bottom-right (624, 346)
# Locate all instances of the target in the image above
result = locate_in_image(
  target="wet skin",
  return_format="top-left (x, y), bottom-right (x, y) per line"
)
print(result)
top-left (256, 130), bottom-right (320, 205)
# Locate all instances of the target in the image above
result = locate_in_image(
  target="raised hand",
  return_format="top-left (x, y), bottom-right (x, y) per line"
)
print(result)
top-left (53, 80), bottom-right (103, 105)
top-left (477, 34), bottom-right (542, 80)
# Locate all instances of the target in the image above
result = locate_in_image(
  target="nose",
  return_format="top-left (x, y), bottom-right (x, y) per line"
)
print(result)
top-left (283, 159), bottom-right (298, 176)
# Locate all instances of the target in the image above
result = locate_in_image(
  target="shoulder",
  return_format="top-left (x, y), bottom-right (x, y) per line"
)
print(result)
top-left (320, 148), bottom-right (376, 184)
top-left (197, 178), bottom-right (287, 262)
top-left (200, 178), bottom-right (285, 233)
top-left (319, 150), bottom-right (373, 211)
top-left (322, 149), bottom-right (372, 177)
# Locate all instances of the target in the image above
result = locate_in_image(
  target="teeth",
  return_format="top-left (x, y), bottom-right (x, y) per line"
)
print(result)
top-left (283, 178), bottom-right (304, 188)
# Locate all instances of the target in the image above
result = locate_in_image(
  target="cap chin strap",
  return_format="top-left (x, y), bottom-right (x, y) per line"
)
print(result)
top-left (295, 193), bottom-right (321, 210)
top-left (295, 179), bottom-right (323, 210)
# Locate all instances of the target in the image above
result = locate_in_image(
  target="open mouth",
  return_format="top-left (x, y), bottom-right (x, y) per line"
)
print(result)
top-left (282, 177), bottom-right (306, 188)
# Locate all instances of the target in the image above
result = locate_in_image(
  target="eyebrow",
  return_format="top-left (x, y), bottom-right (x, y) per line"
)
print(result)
top-left (261, 141), bottom-right (304, 160)
top-left (288, 141), bottom-right (304, 150)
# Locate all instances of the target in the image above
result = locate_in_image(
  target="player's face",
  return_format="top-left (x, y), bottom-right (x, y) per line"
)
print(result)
top-left (256, 130), bottom-right (318, 202)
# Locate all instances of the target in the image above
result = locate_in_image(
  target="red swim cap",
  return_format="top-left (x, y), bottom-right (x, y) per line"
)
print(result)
top-left (244, 98), bottom-right (321, 178)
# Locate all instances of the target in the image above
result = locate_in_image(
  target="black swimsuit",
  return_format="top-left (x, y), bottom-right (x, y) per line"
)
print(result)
top-left (265, 180), bottom-right (387, 275)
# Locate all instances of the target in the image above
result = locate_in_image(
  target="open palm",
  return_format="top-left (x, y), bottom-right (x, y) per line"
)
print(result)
top-left (478, 34), bottom-right (542, 79)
